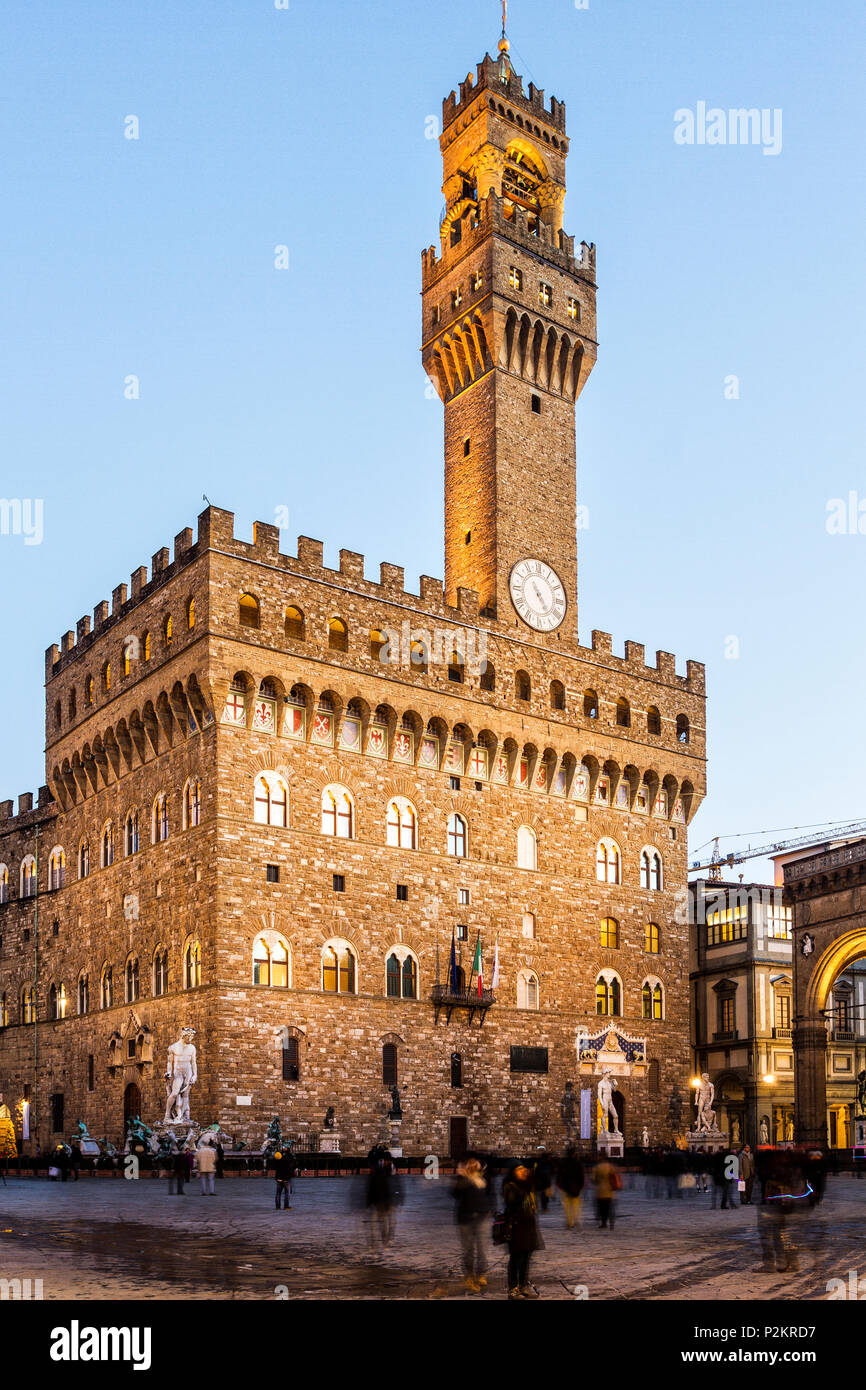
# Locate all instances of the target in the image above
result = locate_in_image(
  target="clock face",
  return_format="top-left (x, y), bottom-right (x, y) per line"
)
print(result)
top-left (509, 558), bottom-right (567, 632)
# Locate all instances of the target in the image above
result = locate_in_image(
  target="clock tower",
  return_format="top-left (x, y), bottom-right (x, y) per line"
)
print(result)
top-left (421, 37), bottom-right (597, 641)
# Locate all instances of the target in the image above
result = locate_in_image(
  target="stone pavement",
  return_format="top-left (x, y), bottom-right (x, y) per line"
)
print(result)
top-left (0, 1170), bottom-right (863, 1300)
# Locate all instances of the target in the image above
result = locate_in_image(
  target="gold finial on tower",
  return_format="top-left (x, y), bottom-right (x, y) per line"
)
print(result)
top-left (498, 0), bottom-right (510, 52)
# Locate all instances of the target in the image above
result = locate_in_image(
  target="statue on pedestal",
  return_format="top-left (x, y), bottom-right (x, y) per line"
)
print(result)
top-left (695, 1073), bottom-right (717, 1132)
top-left (597, 1069), bottom-right (620, 1135)
top-left (323, 1107), bottom-right (336, 1131)
top-left (642, 1126), bottom-right (650, 1148)
top-left (263, 1116), bottom-right (282, 1157)
top-left (760, 1117), bottom-right (770, 1145)
top-left (857, 1070), bottom-right (866, 1117)
top-left (388, 1085), bottom-right (402, 1121)
top-left (163, 1026), bottom-right (197, 1123)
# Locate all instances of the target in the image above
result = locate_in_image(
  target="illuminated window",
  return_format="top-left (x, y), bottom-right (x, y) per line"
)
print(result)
top-left (152, 795), bottom-right (168, 844)
top-left (567, 296), bottom-right (579, 321)
top-left (645, 923), bottom-right (660, 954)
top-left (321, 785), bottom-right (354, 839)
top-left (596, 974), bottom-right (621, 1016)
top-left (253, 936), bottom-right (290, 988)
top-left (49, 847), bottom-right (66, 890)
top-left (596, 839), bottom-right (621, 885)
top-left (142, 632), bottom-right (151, 662)
top-left (600, 916), bottom-right (619, 949)
top-left (517, 970), bottom-right (539, 1010)
top-left (386, 798), bottom-right (417, 850)
top-left (0, 865), bottom-right (8, 904)
top-left (103, 661), bottom-right (111, 692)
top-left (183, 779), bottom-right (201, 829)
top-left (239, 593), bottom-right (259, 629)
top-left (539, 281), bottom-right (552, 307)
top-left (642, 981), bottom-right (664, 1020)
top-left (254, 772), bottom-right (289, 828)
top-left (328, 617), bottom-right (348, 652)
top-left (100, 825), bottom-right (114, 869)
top-left (85, 675), bottom-right (94, 705)
top-left (285, 605), bottom-right (305, 640)
top-left (187, 597), bottom-right (195, 629)
top-left (472, 270), bottom-right (482, 292)
top-left (517, 826), bottom-right (537, 870)
top-left (322, 941), bottom-right (356, 994)
top-left (21, 986), bottom-right (36, 1024)
top-left (183, 941), bottom-right (201, 990)
top-left (447, 813), bottom-right (467, 859)
top-left (509, 265), bottom-right (523, 291)
top-left (163, 614), bottom-right (173, 646)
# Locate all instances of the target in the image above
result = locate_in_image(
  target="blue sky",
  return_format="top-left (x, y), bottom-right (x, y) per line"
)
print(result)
top-left (1, 0), bottom-right (863, 882)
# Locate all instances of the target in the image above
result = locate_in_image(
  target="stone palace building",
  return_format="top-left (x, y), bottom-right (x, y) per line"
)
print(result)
top-left (0, 37), bottom-right (706, 1157)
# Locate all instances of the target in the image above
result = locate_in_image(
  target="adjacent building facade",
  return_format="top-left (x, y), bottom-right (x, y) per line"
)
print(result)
top-left (689, 878), bottom-right (865, 1149)
top-left (0, 41), bottom-right (706, 1157)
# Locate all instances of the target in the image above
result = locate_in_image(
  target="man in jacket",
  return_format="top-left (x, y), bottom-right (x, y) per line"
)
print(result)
top-left (739, 1145), bottom-right (755, 1205)
top-left (273, 1148), bottom-right (296, 1210)
top-left (195, 1139), bottom-right (217, 1196)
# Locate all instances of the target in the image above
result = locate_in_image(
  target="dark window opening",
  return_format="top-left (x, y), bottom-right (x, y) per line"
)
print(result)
top-left (383, 1043), bottom-right (398, 1087)
top-left (266, 864), bottom-right (280, 883)
top-left (396, 884), bottom-right (408, 902)
top-left (282, 1036), bottom-right (299, 1082)
top-left (51, 1092), bottom-right (65, 1133)
top-left (449, 776), bottom-right (461, 791)
top-left (88, 1055), bottom-right (95, 1092)
top-left (531, 394), bottom-right (541, 414)
top-left (333, 874), bottom-right (345, 893)
top-left (451, 1052), bottom-right (464, 1088)
top-left (463, 438), bottom-right (471, 456)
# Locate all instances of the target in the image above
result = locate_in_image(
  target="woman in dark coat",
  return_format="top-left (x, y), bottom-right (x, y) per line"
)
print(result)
top-left (503, 1163), bottom-right (542, 1299)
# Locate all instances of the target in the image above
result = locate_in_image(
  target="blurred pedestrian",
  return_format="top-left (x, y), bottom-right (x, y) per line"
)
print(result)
top-left (366, 1145), bottom-right (400, 1256)
top-left (756, 1149), bottom-right (805, 1272)
top-left (739, 1145), bottom-right (755, 1205)
top-left (273, 1148), bottom-right (296, 1210)
top-left (592, 1156), bottom-right (621, 1229)
top-left (532, 1146), bottom-right (555, 1212)
top-left (196, 1141), bottom-right (217, 1196)
top-left (503, 1163), bottom-right (541, 1299)
top-left (216, 1140), bottom-right (225, 1180)
top-left (452, 1156), bottom-right (491, 1293)
top-left (556, 1145), bottom-right (585, 1229)
top-left (69, 1139), bottom-right (82, 1182)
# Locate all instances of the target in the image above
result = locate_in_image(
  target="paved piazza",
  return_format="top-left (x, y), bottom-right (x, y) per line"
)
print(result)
top-left (1, 1172), bottom-right (863, 1301)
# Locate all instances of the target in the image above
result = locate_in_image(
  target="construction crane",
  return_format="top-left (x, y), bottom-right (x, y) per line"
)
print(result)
top-left (689, 820), bottom-right (866, 881)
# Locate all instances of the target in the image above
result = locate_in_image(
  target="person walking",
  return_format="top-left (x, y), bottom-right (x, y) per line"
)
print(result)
top-left (196, 1140), bottom-right (217, 1196)
top-left (532, 1147), bottom-right (555, 1213)
top-left (556, 1145), bottom-right (585, 1230)
top-left (503, 1163), bottom-right (542, 1299)
top-left (366, 1145), bottom-right (399, 1256)
top-left (739, 1145), bottom-right (755, 1205)
top-left (592, 1156), bottom-right (620, 1229)
top-left (69, 1140), bottom-right (82, 1182)
top-left (215, 1141), bottom-right (225, 1180)
top-left (452, 1156), bottom-right (491, 1293)
top-left (273, 1148), bottom-right (296, 1210)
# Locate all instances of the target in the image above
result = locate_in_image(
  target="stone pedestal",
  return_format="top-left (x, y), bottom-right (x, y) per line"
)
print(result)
top-left (686, 1128), bottom-right (728, 1154)
top-left (387, 1119), bottom-right (403, 1158)
top-left (319, 1131), bottom-right (341, 1155)
top-left (596, 1129), bottom-right (624, 1158)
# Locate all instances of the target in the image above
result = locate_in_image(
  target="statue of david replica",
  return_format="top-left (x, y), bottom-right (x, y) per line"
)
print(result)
top-left (164, 1026), bottom-right (198, 1123)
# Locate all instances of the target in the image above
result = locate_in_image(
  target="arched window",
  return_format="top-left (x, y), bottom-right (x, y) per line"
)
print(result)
top-left (77, 973), bottom-right (89, 1015)
top-left (645, 922), bottom-right (660, 954)
top-left (322, 940), bottom-right (357, 994)
top-left (254, 772), bottom-right (289, 827)
top-left (386, 798), bottom-right (417, 849)
top-left (163, 613), bottom-right (173, 646)
top-left (383, 1042), bottom-right (398, 1087)
top-left (517, 970), bottom-right (539, 1010)
top-left (101, 824), bottom-right (114, 868)
top-left (102, 661), bottom-right (111, 692)
top-left (0, 864), bottom-right (7, 904)
top-left (321, 785), bottom-right (354, 838)
top-left (184, 779), bottom-right (201, 829)
top-left (285, 605), bottom-right (305, 640)
top-left (85, 675), bottom-right (94, 706)
top-left (152, 794), bottom-right (168, 844)
top-left (100, 966), bottom-right (113, 1010)
top-left (125, 811), bottom-right (139, 856)
top-left (615, 697), bottom-right (631, 727)
top-left (595, 973), bottom-right (621, 1016)
top-left (77, 842), bottom-right (89, 879)
top-left (480, 660), bottom-right (495, 692)
top-left (640, 849), bottom-right (662, 891)
top-left (370, 628), bottom-right (388, 662)
top-left (642, 980), bottom-right (664, 1020)
top-left (184, 941), bottom-right (201, 990)
top-left (187, 596), bottom-right (195, 629)
top-left (20, 855), bottom-right (37, 898)
top-left (49, 982), bottom-right (67, 1020)
top-left (253, 936), bottom-right (290, 988)
top-left (647, 705), bottom-right (661, 735)
top-left (125, 957), bottom-right (140, 1003)
top-left (68, 688), bottom-right (77, 720)
top-left (596, 839), bottom-right (621, 885)
top-left (584, 689), bottom-right (598, 719)
top-left (142, 631), bottom-right (151, 662)
top-left (21, 986), bottom-right (36, 1024)
top-left (281, 1033), bottom-right (300, 1081)
top-left (122, 645), bottom-right (131, 678)
top-left (550, 680), bottom-right (565, 711)
top-left (386, 950), bottom-right (418, 999)
top-left (516, 670), bottom-right (531, 701)
top-left (517, 825), bottom-right (537, 870)
top-left (239, 593), bottom-right (260, 629)
top-left (328, 617), bottom-right (348, 652)
top-left (153, 950), bottom-right (168, 998)
top-left (447, 813), bottom-right (468, 859)
top-left (600, 916), bottom-right (619, 949)
top-left (48, 847), bottom-right (66, 890)
top-left (676, 714), bottom-right (690, 744)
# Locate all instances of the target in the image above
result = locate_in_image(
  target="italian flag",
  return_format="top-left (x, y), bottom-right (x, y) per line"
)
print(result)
top-left (473, 935), bottom-right (483, 997)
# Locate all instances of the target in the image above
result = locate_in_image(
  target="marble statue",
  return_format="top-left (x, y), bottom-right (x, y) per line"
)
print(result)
top-left (642, 1126), bottom-right (650, 1147)
top-left (597, 1069), bottom-right (620, 1135)
top-left (731, 1115), bottom-right (741, 1146)
top-left (695, 1073), bottom-right (717, 1132)
top-left (760, 1117), bottom-right (770, 1144)
top-left (163, 1026), bottom-right (197, 1123)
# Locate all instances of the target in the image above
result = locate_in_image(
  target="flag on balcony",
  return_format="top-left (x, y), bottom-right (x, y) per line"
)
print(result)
top-left (449, 930), bottom-right (458, 993)
top-left (472, 933), bottom-right (483, 997)
top-left (491, 936), bottom-right (500, 991)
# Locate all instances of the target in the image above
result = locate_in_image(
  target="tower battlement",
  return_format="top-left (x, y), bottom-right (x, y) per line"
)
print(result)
top-left (442, 54), bottom-right (567, 138)
top-left (421, 189), bottom-right (595, 291)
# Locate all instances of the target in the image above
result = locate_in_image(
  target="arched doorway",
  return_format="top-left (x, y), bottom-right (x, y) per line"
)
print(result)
top-left (123, 1082), bottom-right (141, 1134)
top-left (786, 842), bottom-right (866, 1147)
